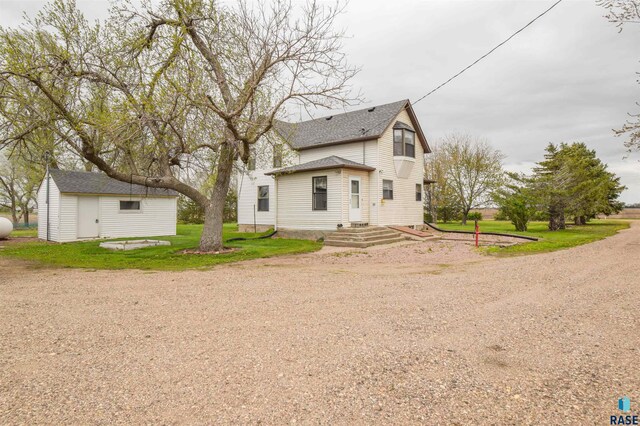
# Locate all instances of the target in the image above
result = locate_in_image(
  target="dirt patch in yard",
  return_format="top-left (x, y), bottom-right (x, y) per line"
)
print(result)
top-left (0, 223), bottom-right (638, 424)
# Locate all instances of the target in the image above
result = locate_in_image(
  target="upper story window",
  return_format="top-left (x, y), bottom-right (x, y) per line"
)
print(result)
top-left (247, 155), bottom-right (256, 171)
top-left (393, 126), bottom-right (415, 158)
top-left (273, 145), bottom-right (283, 168)
top-left (312, 176), bottom-right (328, 211)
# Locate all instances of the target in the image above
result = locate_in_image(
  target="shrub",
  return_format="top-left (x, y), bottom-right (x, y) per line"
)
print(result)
top-left (178, 191), bottom-right (238, 224)
top-left (492, 173), bottom-right (537, 232)
top-left (224, 190), bottom-right (238, 223)
top-left (493, 209), bottom-right (509, 221)
top-left (437, 205), bottom-right (461, 223)
top-left (178, 196), bottom-right (205, 224)
top-left (467, 211), bottom-right (483, 221)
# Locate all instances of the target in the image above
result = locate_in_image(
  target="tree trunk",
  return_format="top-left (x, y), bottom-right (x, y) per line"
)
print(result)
top-left (10, 201), bottom-right (18, 225)
top-left (23, 207), bottom-right (29, 226)
top-left (461, 209), bottom-right (470, 225)
top-left (549, 206), bottom-right (565, 231)
top-left (198, 143), bottom-right (235, 252)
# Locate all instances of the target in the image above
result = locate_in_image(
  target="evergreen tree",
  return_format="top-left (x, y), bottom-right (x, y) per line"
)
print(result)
top-left (533, 143), bottom-right (625, 230)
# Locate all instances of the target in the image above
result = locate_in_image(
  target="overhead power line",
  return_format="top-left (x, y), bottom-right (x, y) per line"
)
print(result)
top-left (412, 0), bottom-right (564, 106)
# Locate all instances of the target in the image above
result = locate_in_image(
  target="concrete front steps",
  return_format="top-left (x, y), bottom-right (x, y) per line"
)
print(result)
top-left (324, 226), bottom-right (409, 248)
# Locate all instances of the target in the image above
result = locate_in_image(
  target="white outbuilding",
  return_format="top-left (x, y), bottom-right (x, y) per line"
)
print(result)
top-left (37, 169), bottom-right (178, 242)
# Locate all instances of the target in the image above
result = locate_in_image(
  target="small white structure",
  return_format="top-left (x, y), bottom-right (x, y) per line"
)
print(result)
top-left (37, 170), bottom-right (178, 242)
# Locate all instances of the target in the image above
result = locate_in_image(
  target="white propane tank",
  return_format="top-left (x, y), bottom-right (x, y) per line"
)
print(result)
top-left (0, 217), bottom-right (13, 239)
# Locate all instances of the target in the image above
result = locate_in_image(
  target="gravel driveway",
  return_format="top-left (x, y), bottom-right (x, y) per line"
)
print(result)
top-left (1, 223), bottom-right (638, 425)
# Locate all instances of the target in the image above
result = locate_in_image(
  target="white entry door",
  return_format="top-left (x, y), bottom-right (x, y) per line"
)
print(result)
top-left (77, 196), bottom-right (99, 238)
top-left (349, 177), bottom-right (362, 222)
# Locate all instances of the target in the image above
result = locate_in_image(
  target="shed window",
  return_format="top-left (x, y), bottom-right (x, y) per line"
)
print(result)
top-left (257, 186), bottom-right (269, 212)
top-left (416, 184), bottom-right (422, 201)
top-left (393, 128), bottom-right (415, 158)
top-left (312, 176), bottom-right (327, 211)
top-left (382, 180), bottom-right (393, 200)
top-left (120, 201), bottom-right (140, 210)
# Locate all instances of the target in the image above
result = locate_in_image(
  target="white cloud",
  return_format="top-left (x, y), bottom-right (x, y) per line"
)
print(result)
top-left (2, 0), bottom-right (639, 202)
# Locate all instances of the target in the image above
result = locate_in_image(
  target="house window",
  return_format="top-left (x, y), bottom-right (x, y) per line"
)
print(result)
top-left (393, 128), bottom-right (415, 158)
top-left (247, 155), bottom-right (256, 171)
top-left (312, 176), bottom-right (327, 211)
top-left (273, 145), bottom-right (283, 168)
top-left (120, 200), bottom-right (141, 211)
top-left (382, 180), bottom-right (393, 200)
top-left (257, 186), bottom-right (269, 211)
top-left (416, 184), bottom-right (422, 201)
top-left (393, 129), bottom-right (403, 156)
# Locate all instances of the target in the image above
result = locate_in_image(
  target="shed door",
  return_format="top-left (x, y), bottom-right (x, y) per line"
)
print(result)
top-left (349, 177), bottom-right (362, 222)
top-left (77, 196), bottom-right (99, 238)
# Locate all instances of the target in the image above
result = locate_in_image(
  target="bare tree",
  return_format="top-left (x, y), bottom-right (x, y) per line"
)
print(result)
top-left (433, 133), bottom-right (504, 225)
top-left (598, 0), bottom-right (640, 153)
top-left (597, 0), bottom-right (640, 31)
top-left (0, 152), bottom-right (40, 225)
top-left (0, 0), bottom-right (358, 251)
top-left (424, 147), bottom-right (462, 223)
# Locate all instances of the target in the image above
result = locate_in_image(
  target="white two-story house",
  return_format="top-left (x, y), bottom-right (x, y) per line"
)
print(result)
top-left (237, 99), bottom-right (431, 234)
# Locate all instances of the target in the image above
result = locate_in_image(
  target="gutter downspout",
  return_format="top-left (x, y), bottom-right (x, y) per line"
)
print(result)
top-left (274, 176), bottom-right (278, 231)
top-left (341, 170), bottom-right (344, 226)
top-left (45, 152), bottom-right (50, 242)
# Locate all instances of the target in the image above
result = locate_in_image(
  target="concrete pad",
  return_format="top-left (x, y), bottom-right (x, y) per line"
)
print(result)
top-left (99, 240), bottom-right (171, 251)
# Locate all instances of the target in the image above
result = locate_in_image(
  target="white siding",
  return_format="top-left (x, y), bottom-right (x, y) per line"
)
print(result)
top-left (237, 171), bottom-right (276, 227)
top-left (98, 196), bottom-right (176, 239)
top-left (297, 142), bottom-right (379, 226)
top-left (37, 175), bottom-right (60, 241)
top-left (236, 139), bottom-right (299, 227)
top-left (277, 169), bottom-right (342, 230)
top-left (58, 194), bottom-right (78, 242)
top-left (376, 109), bottom-right (425, 226)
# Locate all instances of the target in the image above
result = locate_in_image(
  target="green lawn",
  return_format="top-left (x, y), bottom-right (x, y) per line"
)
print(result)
top-left (0, 224), bottom-right (321, 270)
top-left (436, 219), bottom-right (630, 255)
top-left (8, 228), bottom-right (38, 237)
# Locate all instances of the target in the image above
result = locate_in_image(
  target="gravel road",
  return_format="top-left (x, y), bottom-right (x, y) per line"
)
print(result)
top-left (1, 223), bottom-right (638, 425)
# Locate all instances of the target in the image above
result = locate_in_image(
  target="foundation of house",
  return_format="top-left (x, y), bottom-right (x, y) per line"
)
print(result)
top-left (237, 224), bottom-right (273, 233)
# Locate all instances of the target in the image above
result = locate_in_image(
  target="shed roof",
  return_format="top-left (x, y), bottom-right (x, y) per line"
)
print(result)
top-left (48, 169), bottom-right (178, 197)
top-left (265, 156), bottom-right (375, 176)
top-left (274, 99), bottom-right (430, 152)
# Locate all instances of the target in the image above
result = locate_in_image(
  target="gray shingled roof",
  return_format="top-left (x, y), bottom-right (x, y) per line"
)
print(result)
top-left (49, 169), bottom-right (178, 196)
top-left (393, 121), bottom-right (413, 131)
top-left (275, 99), bottom-right (414, 150)
top-left (265, 156), bottom-right (375, 176)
